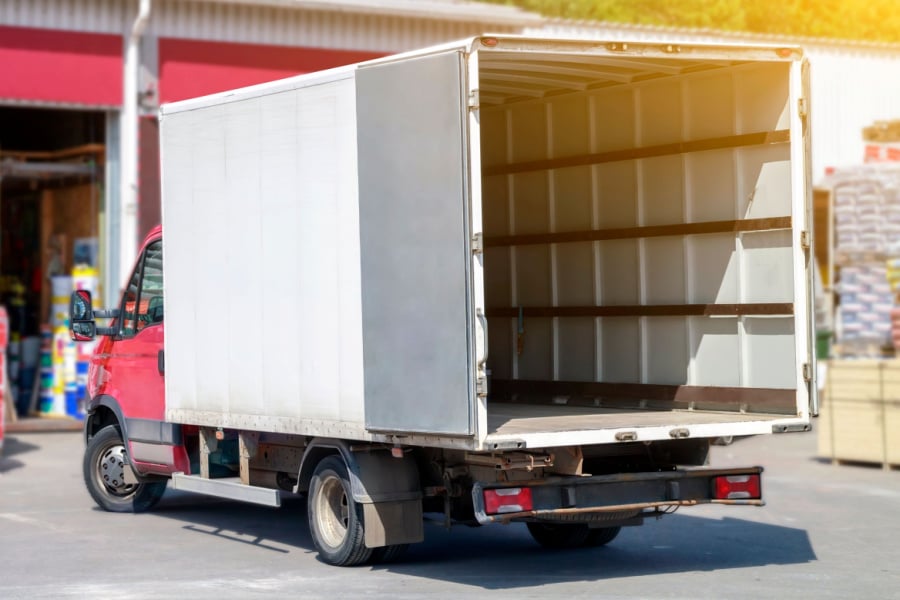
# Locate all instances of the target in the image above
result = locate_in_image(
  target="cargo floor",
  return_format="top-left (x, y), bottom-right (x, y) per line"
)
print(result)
top-left (486, 403), bottom-right (785, 436)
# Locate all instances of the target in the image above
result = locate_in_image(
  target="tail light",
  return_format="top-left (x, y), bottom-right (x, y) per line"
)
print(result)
top-left (714, 474), bottom-right (761, 500)
top-left (483, 487), bottom-right (533, 514)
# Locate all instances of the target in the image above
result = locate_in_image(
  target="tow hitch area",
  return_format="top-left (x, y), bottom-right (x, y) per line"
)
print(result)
top-left (473, 467), bottom-right (764, 524)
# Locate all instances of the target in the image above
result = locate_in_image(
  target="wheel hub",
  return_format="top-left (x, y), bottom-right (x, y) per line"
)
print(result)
top-left (315, 475), bottom-right (350, 549)
top-left (98, 444), bottom-right (136, 496)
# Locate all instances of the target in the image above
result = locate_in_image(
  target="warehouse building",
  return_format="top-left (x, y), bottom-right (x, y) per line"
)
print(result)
top-left (1, 0), bottom-right (899, 346)
top-left (0, 0), bottom-right (539, 325)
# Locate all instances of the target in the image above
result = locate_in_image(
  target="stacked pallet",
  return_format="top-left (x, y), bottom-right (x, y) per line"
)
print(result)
top-left (824, 165), bottom-right (900, 356)
top-left (819, 359), bottom-right (900, 470)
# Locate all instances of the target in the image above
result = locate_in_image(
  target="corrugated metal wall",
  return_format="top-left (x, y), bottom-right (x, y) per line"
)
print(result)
top-left (0, 0), bottom-right (129, 34)
top-left (150, 2), bottom-right (519, 51)
top-left (531, 21), bottom-right (900, 182)
top-left (0, 0), bottom-right (520, 52)
top-left (806, 47), bottom-right (900, 179)
top-left (4, 0), bottom-right (897, 181)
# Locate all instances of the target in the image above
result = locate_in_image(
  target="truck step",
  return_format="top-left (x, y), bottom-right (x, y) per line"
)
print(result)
top-left (170, 473), bottom-right (281, 507)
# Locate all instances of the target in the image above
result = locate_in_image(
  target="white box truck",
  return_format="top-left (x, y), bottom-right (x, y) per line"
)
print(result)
top-left (71, 36), bottom-right (815, 566)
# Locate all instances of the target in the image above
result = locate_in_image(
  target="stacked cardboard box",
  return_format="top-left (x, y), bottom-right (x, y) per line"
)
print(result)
top-left (825, 165), bottom-right (900, 355)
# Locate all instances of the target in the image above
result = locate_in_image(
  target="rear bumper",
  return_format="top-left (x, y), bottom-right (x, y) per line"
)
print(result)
top-left (472, 466), bottom-right (764, 525)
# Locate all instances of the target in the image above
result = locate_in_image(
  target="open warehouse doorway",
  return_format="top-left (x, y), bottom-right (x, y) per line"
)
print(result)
top-left (0, 106), bottom-right (106, 416)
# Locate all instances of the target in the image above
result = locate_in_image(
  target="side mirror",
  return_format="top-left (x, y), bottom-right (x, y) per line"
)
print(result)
top-left (71, 321), bottom-right (97, 341)
top-left (70, 290), bottom-right (96, 341)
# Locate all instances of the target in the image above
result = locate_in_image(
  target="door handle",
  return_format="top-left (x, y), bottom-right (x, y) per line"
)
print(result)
top-left (158, 349), bottom-right (165, 375)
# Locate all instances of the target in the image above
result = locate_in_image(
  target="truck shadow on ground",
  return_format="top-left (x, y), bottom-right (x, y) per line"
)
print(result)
top-left (150, 491), bottom-right (816, 588)
top-left (386, 514), bottom-right (816, 589)
top-left (0, 436), bottom-right (41, 474)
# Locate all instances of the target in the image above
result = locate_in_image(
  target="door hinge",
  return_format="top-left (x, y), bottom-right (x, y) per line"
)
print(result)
top-left (476, 375), bottom-right (488, 397)
top-left (798, 98), bottom-right (808, 119)
top-left (468, 89), bottom-right (480, 109)
top-left (472, 232), bottom-right (484, 255)
top-left (802, 363), bottom-right (811, 382)
top-left (800, 230), bottom-right (810, 250)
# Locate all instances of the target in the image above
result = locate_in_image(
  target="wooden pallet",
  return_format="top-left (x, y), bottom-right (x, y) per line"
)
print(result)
top-left (828, 458), bottom-right (900, 471)
top-left (818, 359), bottom-right (900, 467)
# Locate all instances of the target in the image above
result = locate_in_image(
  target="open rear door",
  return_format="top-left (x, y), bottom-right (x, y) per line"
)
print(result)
top-left (801, 56), bottom-right (818, 417)
top-left (356, 50), bottom-right (475, 436)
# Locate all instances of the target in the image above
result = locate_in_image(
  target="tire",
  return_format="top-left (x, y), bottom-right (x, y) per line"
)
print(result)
top-left (83, 425), bottom-right (166, 513)
top-left (308, 456), bottom-right (372, 566)
top-left (584, 526), bottom-right (621, 547)
top-left (369, 544), bottom-right (409, 565)
top-left (526, 522), bottom-right (590, 549)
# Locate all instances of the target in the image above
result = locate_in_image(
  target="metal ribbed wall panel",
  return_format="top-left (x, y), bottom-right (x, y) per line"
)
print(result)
top-left (0, 0), bottom-right (129, 34)
top-left (533, 21), bottom-right (900, 182)
top-left (0, 0), bottom-right (520, 53)
top-left (149, 2), bottom-right (518, 52)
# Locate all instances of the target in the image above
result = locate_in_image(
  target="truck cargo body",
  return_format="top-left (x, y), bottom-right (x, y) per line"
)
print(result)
top-left (160, 37), bottom-right (814, 450)
top-left (73, 37), bottom-right (814, 566)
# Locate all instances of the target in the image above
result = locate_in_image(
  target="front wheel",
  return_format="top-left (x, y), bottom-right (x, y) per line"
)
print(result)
top-left (308, 456), bottom-right (372, 566)
top-left (83, 425), bottom-right (166, 513)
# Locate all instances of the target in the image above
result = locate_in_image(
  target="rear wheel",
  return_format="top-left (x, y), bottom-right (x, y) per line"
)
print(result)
top-left (526, 522), bottom-right (590, 549)
top-left (369, 543), bottom-right (409, 564)
top-left (527, 522), bottom-right (622, 549)
top-left (585, 526), bottom-right (621, 547)
top-left (308, 456), bottom-right (372, 566)
top-left (83, 424), bottom-right (166, 513)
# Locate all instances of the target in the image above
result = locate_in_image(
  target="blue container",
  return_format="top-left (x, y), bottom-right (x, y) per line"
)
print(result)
top-left (65, 383), bottom-right (79, 419)
top-left (76, 361), bottom-right (89, 400)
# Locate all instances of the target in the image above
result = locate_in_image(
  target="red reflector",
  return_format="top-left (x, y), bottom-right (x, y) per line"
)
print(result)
top-left (483, 487), bottom-right (533, 514)
top-left (480, 37), bottom-right (499, 47)
top-left (714, 474), bottom-right (761, 500)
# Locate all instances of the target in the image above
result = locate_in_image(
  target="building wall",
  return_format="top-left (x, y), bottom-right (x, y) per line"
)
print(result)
top-left (0, 0), bottom-right (533, 293)
top-left (156, 38), bottom-right (382, 103)
top-left (0, 0), bottom-right (524, 52)
top-left (0, 25), bottom-right (123, 107)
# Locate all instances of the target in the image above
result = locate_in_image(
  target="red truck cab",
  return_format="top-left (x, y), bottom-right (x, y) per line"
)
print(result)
top-left (73, 226), bottom-right (191, 511)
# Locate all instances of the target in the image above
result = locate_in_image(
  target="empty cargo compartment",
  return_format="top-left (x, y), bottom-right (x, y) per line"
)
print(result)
top-left (475, 48), bottom-right (806, 443)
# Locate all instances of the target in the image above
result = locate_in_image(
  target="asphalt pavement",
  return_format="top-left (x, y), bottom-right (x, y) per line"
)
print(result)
top-left (1, 427), bottom-right (899, 599)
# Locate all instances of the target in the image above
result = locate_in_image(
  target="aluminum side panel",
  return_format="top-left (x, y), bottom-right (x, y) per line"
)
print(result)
top-left (162, 74), bottom-right (367, 428)
top-left (356, 51), bottom-right (474, 435)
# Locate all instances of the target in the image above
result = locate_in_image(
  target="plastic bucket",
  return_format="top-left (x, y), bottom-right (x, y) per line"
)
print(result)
top-left (816, 330), bottom-right (833, 360)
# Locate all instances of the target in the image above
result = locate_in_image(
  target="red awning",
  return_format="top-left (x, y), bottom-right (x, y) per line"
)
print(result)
top-left (0, 26), bottom-right (123, 107)
top-left (159, 38), bottom-right (383, 104)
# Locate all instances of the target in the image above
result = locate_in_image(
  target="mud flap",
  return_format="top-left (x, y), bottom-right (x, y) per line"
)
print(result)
top-left (363, 499), bottom-right (424, 548)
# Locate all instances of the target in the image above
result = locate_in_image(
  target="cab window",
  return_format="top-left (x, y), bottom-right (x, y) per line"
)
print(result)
top-left (120, 240), bottom-right (164, 337)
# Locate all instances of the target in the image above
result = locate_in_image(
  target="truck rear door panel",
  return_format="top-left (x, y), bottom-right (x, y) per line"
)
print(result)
top-left (355, 51), bottom-right (475, 436)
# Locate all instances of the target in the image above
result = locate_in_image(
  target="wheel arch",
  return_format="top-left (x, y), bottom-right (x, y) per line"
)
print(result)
top-left (295, 438), bottom-right (422, 504)
top-left (84, 395), bottom-right (128, 445)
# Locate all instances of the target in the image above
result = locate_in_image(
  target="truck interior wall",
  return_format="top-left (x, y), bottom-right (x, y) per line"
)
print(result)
top-left (478, 57), bottom-right (799, 419)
